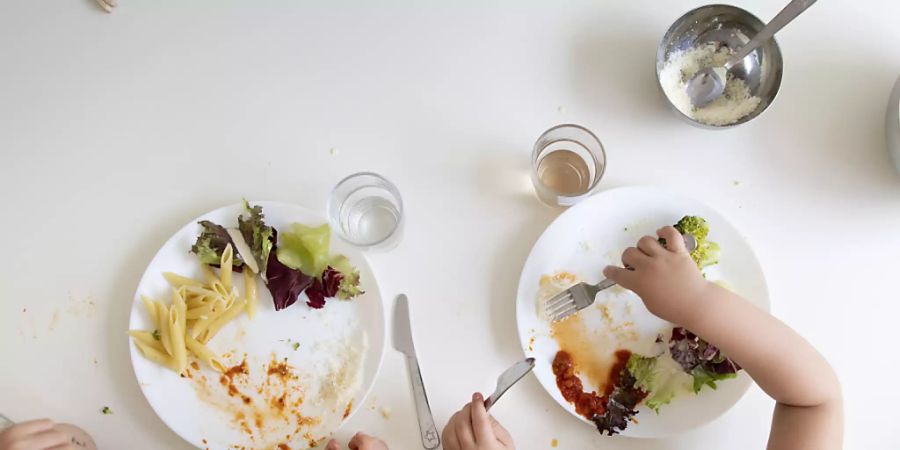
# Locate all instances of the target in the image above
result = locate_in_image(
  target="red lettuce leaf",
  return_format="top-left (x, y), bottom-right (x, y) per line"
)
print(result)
top-left (669, 327), bottom-right (741, 392)
top-left (264, 239), bottom-right (313, 311)
top-left (303, 266), bottom-right (343, 309)
top-left (591, 362), bottom-right (647, 436)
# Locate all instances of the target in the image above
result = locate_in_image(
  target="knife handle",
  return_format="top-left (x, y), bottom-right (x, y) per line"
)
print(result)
top-left (405, 355), bottom-right (441, 449)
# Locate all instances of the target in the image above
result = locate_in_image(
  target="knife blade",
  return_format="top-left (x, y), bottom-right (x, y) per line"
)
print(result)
top-left (484, 357), bottom-right (535, 411)
top-left (393, 294), bottom-right (440, 449)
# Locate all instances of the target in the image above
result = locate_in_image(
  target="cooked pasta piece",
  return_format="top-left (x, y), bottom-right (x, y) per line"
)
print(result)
top-left (185, 334), bottom-right (226, 372)
top-left (220, 244), bottom-right (234, 292)
top-left (163, 272), bottom-right (204, 288)
top-left (244, 269), bottom-right (257, 319)
top-left (200, 299), bottom-right (246, 344)
top-left (133, 339), bottom-right (177, 371)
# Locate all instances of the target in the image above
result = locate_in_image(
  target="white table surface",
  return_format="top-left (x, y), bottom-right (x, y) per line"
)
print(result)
top-left (2, 1), bottom-right (899, 449)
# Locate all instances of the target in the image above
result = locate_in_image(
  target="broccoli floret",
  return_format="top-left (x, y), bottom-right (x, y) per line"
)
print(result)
top-left (673, 216), bottom-right (709, 241)
top-left (673, 216), bottom-right (719, 268)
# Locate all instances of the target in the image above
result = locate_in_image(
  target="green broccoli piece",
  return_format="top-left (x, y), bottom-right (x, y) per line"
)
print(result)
top-left (673, 216), bottom-right (719, 269)
top-left (673, 216), bottom-right (709, 241)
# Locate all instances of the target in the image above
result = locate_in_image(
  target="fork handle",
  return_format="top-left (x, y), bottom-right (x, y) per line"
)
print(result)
top-left (591, 278), bottom-right (617, 293)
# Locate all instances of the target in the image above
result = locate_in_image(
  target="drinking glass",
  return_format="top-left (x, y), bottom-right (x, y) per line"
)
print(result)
top-left (328, 172), bottom-right (403, 250)
top-left (531, 124), bottom-right (606, 206)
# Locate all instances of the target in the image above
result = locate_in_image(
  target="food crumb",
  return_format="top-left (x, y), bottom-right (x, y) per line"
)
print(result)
top-left (551, 438), bottom-right (558, 447)
top-left (380, 407), bottom-right (391, 419)
top-left (528, 336), bottom-right (535, 352)
top-left (21, 308), bottom-right (26, 313)
top-left (733, 180), bottom-right (741, 186)
top-left (100, 406), bottom-right (112, 415)
top-left (329, 147), bottom-right (339, 156)
top-left (292, 342), bottom-right (300, 351)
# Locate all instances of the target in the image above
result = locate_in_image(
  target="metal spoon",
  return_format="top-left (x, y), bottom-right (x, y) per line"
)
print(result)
top-left (484, 358), bottom-right (535, 411)
top-left (686, 0), bottom-right (816, 108)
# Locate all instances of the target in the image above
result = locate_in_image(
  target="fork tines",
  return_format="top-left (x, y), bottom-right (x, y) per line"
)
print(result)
top-left (544, 290), bottom-right (577, 322)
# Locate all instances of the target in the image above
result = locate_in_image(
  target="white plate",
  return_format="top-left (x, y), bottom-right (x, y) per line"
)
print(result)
top-left (129, 202), bottom-right (385, 449)
top-left (516, 186), bottom-right (769, 438)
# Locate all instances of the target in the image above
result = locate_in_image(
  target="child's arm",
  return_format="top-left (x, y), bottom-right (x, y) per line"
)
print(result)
top-left (603, 226), bottom-right (842, 450)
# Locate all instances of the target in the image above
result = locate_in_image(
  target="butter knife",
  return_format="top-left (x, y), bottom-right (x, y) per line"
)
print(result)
top-left (393, 294), bottom-right (440, 449)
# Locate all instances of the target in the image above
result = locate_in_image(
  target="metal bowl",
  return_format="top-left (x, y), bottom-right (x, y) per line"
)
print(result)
top-left (656, 4), bottom-right (784, 129)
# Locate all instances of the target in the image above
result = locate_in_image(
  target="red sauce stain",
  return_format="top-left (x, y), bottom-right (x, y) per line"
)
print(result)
top-left (552, 351), bottom-right (605, 418)
top-left (604, 350), bottom-right (633, 397)
top-left (277, 444), bottom-right (291, 450)
top-left (552, 349), bottom-right (637, 420)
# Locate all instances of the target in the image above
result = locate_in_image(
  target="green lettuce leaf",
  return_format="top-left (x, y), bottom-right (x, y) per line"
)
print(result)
top-left (191, 220), bottom-right (243, 267)
top-left (627, 354), bottom-right (690, 413)
top-left (238, 200), bottom-right (274, 273)
top-left (330, 255), bottom-right (364, 299)
top-left (690, 366), bottom-right (737, 393)
top-left (275, 223), bottom-right (331, 277)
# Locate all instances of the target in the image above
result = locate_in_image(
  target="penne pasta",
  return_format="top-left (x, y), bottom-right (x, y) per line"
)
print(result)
top-left (200, 299), bottom-right (246, 344)
top-left (190, 297), bottom-right (227, 339)
top-left (199, 264), bottom-right (219, 286)
top-left (141, 296), bottom-right (158, 325)
top-left (133, 339), bottom-right (178, 371)
top-left (185, 334), bottom-right (226, 372)
top-left (156, 301), bottom-right (173, 355)
top-left (128, 330), bottom-right (166, 354)
top-left (163, 272), bottom-right (204, 288)
top-left (244, 269), bottom-right (257, 319)
top-left (220, 244), bottom-right (234, 292)
top-left (168, 300), bottom-right (188, 375)
top-left (134, 253), bottom-right (258, 374)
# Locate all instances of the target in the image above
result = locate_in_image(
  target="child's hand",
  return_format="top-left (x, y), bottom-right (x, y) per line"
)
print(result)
top-left (325, 432), bottom-right (387, 450)
top-left (0, 419), bottom-right (71, 450)
top-left (602, 226), bottom-right (711, 326)
top-left (442, 393), bottom-right (515, 450)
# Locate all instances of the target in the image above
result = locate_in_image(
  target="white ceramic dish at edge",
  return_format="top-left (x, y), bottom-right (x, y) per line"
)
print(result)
top-left (887, 74), bottom-right (900, 174)
top-left (515, 186), bottom-right (770, 438)
top-left (128, 201), bottom-right (385, 449)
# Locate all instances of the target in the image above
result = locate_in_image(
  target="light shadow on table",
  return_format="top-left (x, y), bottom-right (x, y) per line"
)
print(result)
top-left (102, 204), bottom-right (205, 449)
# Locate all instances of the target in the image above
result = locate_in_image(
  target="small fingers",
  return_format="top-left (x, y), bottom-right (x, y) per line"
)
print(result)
top-left (658, 226), bottom-right (686, 253)
top-left (489, 415), bottom-right (514, 447)
top-left (349, 432), bottom-right (387, 450)
top-left (455, 403), bottom-right (475, 446)
top-left (469, 393), bottom-right (494, 443)
top-left (621, 247), bottom-right (648, 268)
top-left (637, 235), bottom-right (664, 256)
top-left (442, 413), bottom-right (461, 450)
top-left (326, 439), bottom-right (341, 450)
top-left (4, 419), bottom-right (55, 438)
top-left (603, 265), bottom-right (635, 289)
top-left (24, 430), bottom-right (68, 449)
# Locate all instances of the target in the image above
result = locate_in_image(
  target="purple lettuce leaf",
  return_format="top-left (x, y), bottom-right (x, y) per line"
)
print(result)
top-left (264, 236), bottom-right (313, 311)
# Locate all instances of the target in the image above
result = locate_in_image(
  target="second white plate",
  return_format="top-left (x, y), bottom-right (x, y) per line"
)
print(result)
top-left (516, 186), bottom-right (769, 438)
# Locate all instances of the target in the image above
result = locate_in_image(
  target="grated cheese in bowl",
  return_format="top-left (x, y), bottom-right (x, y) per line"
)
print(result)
top-left (659, 43), bottom-right (762, 126)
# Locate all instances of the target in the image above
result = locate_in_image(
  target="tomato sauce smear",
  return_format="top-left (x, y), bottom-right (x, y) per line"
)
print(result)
top-left (552, 349), bottom-right (633, 420)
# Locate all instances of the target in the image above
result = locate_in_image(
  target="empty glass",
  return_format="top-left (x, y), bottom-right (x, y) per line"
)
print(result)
top-left (531, 124), bottom-right (606, 207)
top-left (328, 172), bottom-right (403, 250)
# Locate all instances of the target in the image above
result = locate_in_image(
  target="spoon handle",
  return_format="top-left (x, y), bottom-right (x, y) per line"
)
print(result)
top-left (727, 0), bottom-right (817, 68)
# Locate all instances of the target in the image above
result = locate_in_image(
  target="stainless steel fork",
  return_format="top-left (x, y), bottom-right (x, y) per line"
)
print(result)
top-left (544, 234), bottom-right (697, 323)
